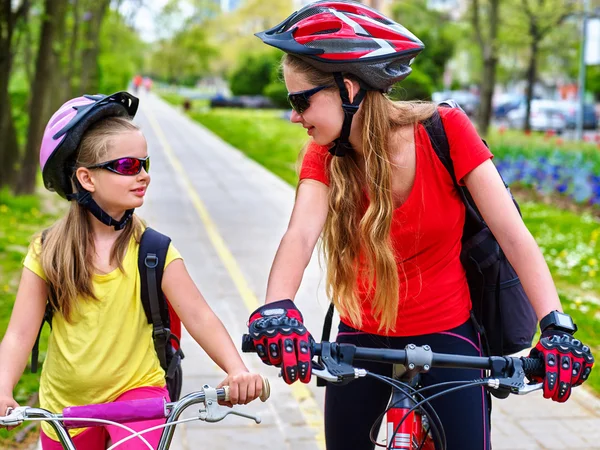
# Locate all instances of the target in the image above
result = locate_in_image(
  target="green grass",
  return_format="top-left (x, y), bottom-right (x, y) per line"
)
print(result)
top-left (0, 189), bottom-right (58, 444)
top-left (189, 108), bottom-right (308, 185)
top-left (520, 201), bottom-right (600, 393)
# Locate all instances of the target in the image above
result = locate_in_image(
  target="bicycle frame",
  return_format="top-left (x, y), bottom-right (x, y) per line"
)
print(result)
top-left (386, 366), bottom-right (434, 450)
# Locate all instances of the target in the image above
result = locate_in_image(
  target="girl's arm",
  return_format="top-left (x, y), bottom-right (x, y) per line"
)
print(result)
top-left (265, 179), bottom-right (329, 303)
top-left (0, 269), bottom-right (48, 417)
top-left (161, 260), bottom-right (261, 405)
top-left (463, 159), bottom-right (561, 319)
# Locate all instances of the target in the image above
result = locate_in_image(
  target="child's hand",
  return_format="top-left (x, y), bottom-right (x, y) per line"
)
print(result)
top-left (217, 370), bottom-right (264, 406)
top-left (0, 394), bottom-right (20, 430)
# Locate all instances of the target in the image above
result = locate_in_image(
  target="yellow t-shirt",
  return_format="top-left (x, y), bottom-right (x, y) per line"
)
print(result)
top-left (23, 233), bottom-right (182, 440)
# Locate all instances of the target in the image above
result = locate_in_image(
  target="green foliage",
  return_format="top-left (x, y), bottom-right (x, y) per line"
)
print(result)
top-left (587, 65), bottom-right (600, 101)
top-left (0, 189), bottom-right (58, 443)
top-left (98, 10), bottom-right (147, 94)
top-left (148, 25), bottom-right (215, 85)
top-left (263, 59), bottom-right (288, 108)
top-left (520, 202), bottom-right (600, 393)
top-left (388, 70), bottom-right (434, 101)
top-left (392, 0), bottom-right (460, 90)
top-left (229, 51), bottom-right (282, 96)
top-left (188, 108), bottom-right (307, 185)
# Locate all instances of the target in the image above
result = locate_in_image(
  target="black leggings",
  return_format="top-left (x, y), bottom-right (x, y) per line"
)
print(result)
top-left (324, 320), bottom-right (490, 450)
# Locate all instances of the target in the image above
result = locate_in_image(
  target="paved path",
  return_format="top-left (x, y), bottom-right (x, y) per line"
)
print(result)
top-left (35, 92), bottom-right (600, 449)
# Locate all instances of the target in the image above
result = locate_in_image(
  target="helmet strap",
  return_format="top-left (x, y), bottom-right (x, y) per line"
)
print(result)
top-left (329, 72), bottom-right (367, 157)
top-left (67, 181), bottom-right (134, 231)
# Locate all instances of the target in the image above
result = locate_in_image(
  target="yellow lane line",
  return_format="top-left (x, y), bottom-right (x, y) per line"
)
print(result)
top-left (143, 103), bottom-right (326, 449)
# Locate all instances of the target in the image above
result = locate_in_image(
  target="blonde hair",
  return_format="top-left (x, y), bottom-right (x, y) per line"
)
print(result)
top-left (38, 116), bottom-right (144, 322)
top-left (285, 55), bottom-right (437, 332)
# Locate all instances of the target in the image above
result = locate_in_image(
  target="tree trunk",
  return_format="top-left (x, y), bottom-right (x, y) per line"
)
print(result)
top-left (472, 0), bottom-right (500, 137)
top-left (79, 0), bottom-right (110, 94)
top-left (478, 55), bottom-right (497, 136)
top-left (0, 1), bottom-right (19, 189)
top-left (524, 38), bottom-right (538, 133)
top-left (66, 0), bottom-right (80, 97)
top-left (16, 0), bottom-right (68, 194)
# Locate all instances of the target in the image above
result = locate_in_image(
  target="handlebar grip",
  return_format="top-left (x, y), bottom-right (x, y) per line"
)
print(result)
top-left (223, 386), bottom-right (230, 402)
top-left (521, 356), bottom-right (545, 378)
top-left (241, 334), bottom-right (255, 353)
top-left (260, 376), bottom-right (270, 402)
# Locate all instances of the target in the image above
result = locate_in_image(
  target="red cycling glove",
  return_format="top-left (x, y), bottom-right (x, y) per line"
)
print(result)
top-left (248, 299), bottom-right (313, 384)
top-left (529, 330), bottom-right (594, 402)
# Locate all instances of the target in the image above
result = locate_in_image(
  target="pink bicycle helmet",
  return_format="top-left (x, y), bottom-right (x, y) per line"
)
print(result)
top-left (41, 91), bottom-right (139, 199)
top-left (255, 0), bottom-right (424, 91)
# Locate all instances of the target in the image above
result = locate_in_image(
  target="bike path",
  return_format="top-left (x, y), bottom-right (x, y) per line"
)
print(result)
top-left (37, 92), bottom-right (600, 449)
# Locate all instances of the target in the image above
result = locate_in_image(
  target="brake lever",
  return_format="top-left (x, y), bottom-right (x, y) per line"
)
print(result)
top-left (0, 407), bottom-right (27, 426)
top-left (198, 385), bottom-right (261, 424)
top-left (516, 382), bottom-right (543, 395)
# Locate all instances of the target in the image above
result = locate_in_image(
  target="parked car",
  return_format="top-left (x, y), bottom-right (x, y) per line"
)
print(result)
top-left (506, 100), bottom-right (567, 133)
top-left (557, 101), bottom-right (598, 130)
top-left (209, 94), bottom-right (274, 109)
top-left (432, 90), bottom-right (480, 117)
top-left (493, 94), bottom-right (525, 119)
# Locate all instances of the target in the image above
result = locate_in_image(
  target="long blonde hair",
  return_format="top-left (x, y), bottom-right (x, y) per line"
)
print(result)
top-left (38, 117), bottom-right (144, 322)
top-left (285, 55), bottom-right (437, 333)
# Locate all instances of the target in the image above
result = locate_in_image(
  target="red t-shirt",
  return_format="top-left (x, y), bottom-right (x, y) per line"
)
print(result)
top-left (299, 108), bottom-right (493, 336)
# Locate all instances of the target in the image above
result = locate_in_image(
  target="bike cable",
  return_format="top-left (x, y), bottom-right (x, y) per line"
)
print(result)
top-left (365, 372), bottom-right (446, 450)
top-left (389, 380), bottom-right (489, 450)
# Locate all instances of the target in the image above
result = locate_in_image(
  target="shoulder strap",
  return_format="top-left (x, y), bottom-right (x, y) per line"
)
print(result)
top-left (422, 103), bottom-right (486, 227)
top-left (138, 227), bottom-right (171, 370)
top-left (422, 102), bottom-right (460, 188)
top-left (31, 229), bottom-right (53, 374)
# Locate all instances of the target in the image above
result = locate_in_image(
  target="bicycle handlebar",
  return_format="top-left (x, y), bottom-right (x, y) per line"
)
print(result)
top-left (241, 334), bottom-right (545, 394)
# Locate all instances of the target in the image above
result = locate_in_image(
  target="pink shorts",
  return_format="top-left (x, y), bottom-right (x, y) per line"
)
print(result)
top-left (41, 385), bottom-right (170, 450)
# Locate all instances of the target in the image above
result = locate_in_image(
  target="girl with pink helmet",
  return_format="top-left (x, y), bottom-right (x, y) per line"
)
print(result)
top-left (0, 91), bottom-right (264, 448)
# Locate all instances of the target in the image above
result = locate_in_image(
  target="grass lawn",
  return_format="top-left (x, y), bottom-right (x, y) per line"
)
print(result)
top-left (161, 91), bottom-right (600, 394)
top-left (0, 189), bottom-right (60, 445)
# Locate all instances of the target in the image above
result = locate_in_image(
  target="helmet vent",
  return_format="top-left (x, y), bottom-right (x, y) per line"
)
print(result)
top-left (289, 6), bottom-right (330, 29)
top-left (311, 27), bottom-right (341, 35)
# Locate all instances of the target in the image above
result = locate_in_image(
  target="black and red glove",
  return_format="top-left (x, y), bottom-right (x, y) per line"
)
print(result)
top-left (529, 330), bottom-right (594, 402)
top-left (248, 299), bottom-right (313, 384)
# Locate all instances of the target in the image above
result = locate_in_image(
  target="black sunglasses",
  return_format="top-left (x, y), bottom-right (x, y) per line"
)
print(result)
top-left (87, 156), bottom-right (150, 176)
top-left (287, 84), bottom-right (333, 114)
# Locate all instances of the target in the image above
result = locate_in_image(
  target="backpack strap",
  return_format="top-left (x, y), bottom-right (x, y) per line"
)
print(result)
top-left (31, 230), bottom-right (54, 374)
top-left (138, 227), bottom-right (172, 371)
top-left (422, 102), bottom-right (472, 208)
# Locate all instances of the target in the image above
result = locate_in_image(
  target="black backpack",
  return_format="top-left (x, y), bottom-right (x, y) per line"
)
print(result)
top-left (31, 227), bottom-right (185, 401)
top-left (422, 101), bottom-right (537, 356)
top-left (318, 101), bottom-right (537, 365)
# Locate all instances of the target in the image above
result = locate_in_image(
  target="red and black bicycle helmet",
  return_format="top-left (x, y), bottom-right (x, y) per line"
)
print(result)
top-left (255, 0), bottom-right (424, 92)
top-left (256, 0), bottom-right (424, 156)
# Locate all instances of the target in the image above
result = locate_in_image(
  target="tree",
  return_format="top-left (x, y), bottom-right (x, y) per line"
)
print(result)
top-left (229, 51), bottom-right (280, 96)
top-left (16, 0), bottom-right (68, 194)
top-left (0, 0), bottom-right (30, 188)
top-left (503, 0), bottom-right (578, 132)
top-left (471, 0), bottom-right (500, 136)
top-left (79, 0), bottom-right (111, 94)
top-left (392, 0), bottom-right (459, 93)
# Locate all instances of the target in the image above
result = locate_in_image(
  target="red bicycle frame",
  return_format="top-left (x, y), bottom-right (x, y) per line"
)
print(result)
top-left (385, 366), bottom-right (435, 450)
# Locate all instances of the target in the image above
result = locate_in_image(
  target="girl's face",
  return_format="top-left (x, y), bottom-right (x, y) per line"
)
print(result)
top-left (78, 130), bottom-right (150, 217)
top-left (284, 66), bottom-right (345, 146)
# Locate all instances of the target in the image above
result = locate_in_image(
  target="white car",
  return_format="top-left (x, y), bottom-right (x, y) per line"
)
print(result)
top-left (507, 100), bottom-right (567, 133)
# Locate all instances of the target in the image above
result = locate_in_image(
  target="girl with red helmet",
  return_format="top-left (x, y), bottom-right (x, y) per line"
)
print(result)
top-left (0, 92), bottom-right (264, 448)
top-left (247, 1), bottom-right (593, 449)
